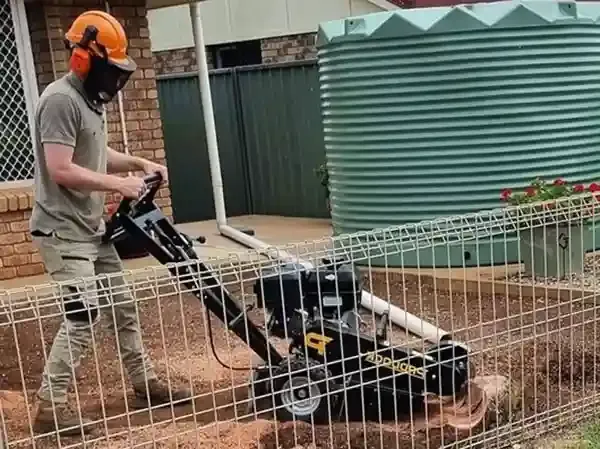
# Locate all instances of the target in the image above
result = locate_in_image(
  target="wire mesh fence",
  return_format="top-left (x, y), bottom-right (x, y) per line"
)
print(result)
top-left (0, 0), bottom-right (35, 183)
top-left (2, 194), bottom-right (600, 449)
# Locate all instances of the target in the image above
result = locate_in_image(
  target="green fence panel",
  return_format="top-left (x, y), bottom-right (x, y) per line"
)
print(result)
top-left (237, 62), bottom-right (329, 218)
top-left (157, 73), bottom-right (249, 223)
top-left (157, 61), bottom-right (329, 222)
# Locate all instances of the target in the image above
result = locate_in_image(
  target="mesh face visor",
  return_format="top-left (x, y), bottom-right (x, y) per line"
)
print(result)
top-left (64, 24), bottom-right (137, 103)
top-left (85, 55), bottom-right (135, 102)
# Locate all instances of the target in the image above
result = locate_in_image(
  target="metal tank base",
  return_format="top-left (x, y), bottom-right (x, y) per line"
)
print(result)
top-left (332, 223), bottom-right (600, 269)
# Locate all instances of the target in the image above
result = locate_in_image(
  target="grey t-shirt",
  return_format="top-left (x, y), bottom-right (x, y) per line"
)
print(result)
top-left (30, 73), bottom-right (108, 242)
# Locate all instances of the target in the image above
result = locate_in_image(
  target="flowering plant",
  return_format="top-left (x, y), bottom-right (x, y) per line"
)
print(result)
top-left (501, 178), bottom-right (600, 206)
top-left (500, 177), bottom-right (600, 226)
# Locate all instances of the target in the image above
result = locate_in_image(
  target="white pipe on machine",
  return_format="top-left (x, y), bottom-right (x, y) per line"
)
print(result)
top-left (187, 1), bottom-right (449, 344)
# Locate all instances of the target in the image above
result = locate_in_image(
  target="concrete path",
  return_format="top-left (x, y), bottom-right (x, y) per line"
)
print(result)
top-left (0, 215), bottom-right (333, 290)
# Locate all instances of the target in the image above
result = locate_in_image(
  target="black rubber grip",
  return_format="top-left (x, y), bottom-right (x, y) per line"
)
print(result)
top-left (143, 171), bottom-right (163, 186)
top-left (118, 171), bottom-right (163, 214)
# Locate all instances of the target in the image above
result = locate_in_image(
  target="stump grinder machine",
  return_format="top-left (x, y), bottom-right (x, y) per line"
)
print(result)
top-left (104, 173), bottom-right (490, 430)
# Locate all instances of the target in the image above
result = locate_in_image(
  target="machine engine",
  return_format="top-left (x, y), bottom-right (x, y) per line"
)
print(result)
top-left (253, 259), bottom-right (363, 339)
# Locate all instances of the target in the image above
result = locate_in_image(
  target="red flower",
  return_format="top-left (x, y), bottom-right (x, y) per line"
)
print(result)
top-left (525, 186), bottom-right (537, 197)
top-left (589, 183), bottom-right (600, 193)
top-left (500, 189), bottom-right (512, 201)
top-left (574, 184), bottom-right (585, 193)
top-left (553, 178), bottom-right (566, 186)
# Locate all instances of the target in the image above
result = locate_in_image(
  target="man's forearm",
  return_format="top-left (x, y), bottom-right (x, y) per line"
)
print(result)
top-left (107, 147), bottom-right (144, 173)
top-left (53, 163), bottom-right (123, 192)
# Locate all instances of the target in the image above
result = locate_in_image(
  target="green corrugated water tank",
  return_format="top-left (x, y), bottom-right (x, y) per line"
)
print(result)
top-left (316, 0), bottom-right (600, 268)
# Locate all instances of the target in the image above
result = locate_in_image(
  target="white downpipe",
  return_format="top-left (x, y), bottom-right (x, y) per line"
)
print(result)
top-left (189, 2), bottom-right (449, 344)
top-left (189, 2), bottom-right (227, 227)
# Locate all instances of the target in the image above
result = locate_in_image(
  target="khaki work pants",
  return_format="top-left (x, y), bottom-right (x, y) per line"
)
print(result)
top-left (33, 234), bottom-right (156, 404)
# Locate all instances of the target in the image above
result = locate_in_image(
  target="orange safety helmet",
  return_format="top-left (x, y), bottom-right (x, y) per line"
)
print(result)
top-left (65, 10), bottom-right (137, 76)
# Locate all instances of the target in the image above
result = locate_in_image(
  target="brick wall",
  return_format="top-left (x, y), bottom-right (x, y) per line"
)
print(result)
top-left (0, 0), bottom-right (171, 281)
top-left (152, 32), bottom-right (316, 76)
top-left (0, 195), bottom-right (42, 279)
top-left (153, 46), bottom-right (214, 76)
top-left (260, 33), bottom-right (317, 64)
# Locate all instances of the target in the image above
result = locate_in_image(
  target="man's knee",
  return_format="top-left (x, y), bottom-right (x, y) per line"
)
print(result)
top-left (110, 300), bottom-right (139, 329)
top-left (63, 286), bottom-right (99, 324)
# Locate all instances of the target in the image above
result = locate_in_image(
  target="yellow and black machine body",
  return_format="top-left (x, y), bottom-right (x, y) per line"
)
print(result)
top-left (104, 173), bottom-right (474, 424)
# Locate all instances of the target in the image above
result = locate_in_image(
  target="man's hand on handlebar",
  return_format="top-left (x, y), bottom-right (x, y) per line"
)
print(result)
top-left (140, 160), bottom-right (168, 184)
top-left (112, 158), bottom-right (168, 200)
top-left (117, 175), bottom-right (149, 200)
top-left (103, 172), bottom-right (164, 242)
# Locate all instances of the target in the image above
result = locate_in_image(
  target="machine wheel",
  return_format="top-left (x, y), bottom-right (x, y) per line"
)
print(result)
top-left (273, 357), bottom-right (338, 424)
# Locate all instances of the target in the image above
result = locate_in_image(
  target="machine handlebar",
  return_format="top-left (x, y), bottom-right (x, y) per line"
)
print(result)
top-left (117, 171), bottom-right (164, 215)
top-left (141, 171), bottom-right (163, 187)
top-left (103, 171), bottom-right (164, 243)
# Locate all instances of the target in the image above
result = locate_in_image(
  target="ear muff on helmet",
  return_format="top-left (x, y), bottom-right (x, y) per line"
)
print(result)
top-left (70, 47), bottom-right (91, 76)
top-left (65, 24), bottom-right (99, 78)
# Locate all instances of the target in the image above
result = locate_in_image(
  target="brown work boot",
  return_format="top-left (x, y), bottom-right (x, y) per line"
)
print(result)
top-left (32, 400), bottom-right (94, 437)
top-left (131, 378), bottom-right (192, 409)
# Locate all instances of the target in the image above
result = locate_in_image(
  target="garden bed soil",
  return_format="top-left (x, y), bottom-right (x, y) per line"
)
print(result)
top-left (504, 252), bottom-right (600, 291)
top-left (0, 270), bottom-right (598, 449)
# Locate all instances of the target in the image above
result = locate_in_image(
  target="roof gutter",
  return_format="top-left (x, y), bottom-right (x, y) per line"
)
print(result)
top-left (365, 0), bottom-right (402, 9)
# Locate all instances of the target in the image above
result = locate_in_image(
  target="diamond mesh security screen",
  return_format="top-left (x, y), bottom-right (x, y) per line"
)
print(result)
top-left (0, 2), bottom-right (34, 182)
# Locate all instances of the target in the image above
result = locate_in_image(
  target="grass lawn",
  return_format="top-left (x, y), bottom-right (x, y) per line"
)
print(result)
top-left (581, 422), bottom-right (600, 449)
top-left (541, 422), bottom-right (600, 449)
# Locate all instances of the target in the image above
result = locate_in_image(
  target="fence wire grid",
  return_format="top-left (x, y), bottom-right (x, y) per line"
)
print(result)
top-left (2, 194), bottom-right (600, 449)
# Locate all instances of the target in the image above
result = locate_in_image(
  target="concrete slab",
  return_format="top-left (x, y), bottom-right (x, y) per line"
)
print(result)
top-left (177, 215), bottom-right (334, 248)
top-left (0, 215), bottom-right (334, 290)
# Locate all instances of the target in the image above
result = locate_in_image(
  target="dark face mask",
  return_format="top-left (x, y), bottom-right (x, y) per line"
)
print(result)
top-left (83, 55), bottom-right (133, 104)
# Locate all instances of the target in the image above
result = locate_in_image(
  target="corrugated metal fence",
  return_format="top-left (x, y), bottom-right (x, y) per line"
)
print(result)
top-left (157, 60), bottom-right (329, 224)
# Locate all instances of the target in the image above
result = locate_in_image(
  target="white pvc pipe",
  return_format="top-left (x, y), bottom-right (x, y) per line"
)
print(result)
top-left (116, 91), bottom-right (130, 157)
top-left (43, 6), bottom-right (57, 82)
top-left (189, 2), bottom-right (449, 344)
top-left (189, 2), bottom-right (227, 227)
top-left (359, 289), bottom-right (449, 343)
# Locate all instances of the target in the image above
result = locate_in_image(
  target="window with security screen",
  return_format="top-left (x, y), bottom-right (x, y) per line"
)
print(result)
top-left (0, 1), bottom-right (35, 182)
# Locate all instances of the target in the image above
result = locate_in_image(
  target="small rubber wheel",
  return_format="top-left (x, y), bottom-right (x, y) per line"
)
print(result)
top-left (273, 359), bottom-right (337, 424)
